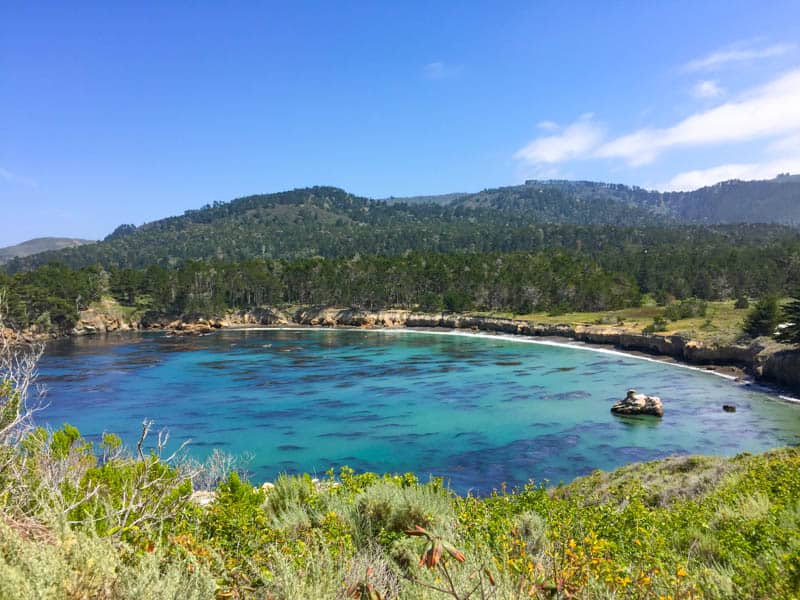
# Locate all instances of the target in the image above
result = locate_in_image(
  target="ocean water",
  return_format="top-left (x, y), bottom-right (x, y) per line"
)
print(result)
top-left (36, 328), bottom-right (800, 493)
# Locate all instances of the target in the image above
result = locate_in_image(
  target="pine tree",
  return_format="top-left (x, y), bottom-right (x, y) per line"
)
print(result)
top-left (742, 296), bottom-right (780, 339)
top-left (775, 295), bottom-right (800, 345)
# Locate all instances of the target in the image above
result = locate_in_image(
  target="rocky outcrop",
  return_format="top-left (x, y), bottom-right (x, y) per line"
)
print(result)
top-left (611, 389), bottom-right (664, 417)
top-left (234, 307), bottom-right (293, 326)
top-left (73, 309), bottom-right (137, 336)
top-left (761, 349), bottom-right (800, 392)
top-left (292, 307), bottom-right (412, 328)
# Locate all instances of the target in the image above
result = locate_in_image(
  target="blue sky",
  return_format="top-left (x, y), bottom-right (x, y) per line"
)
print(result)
top-left (2, 1), bottom-right (799, 245)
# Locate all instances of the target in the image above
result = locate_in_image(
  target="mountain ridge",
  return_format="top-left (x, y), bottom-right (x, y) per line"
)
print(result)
top-left (0, 237), bottom-right (95, 265)
top-left (4, 175), bottom-right (799, 271)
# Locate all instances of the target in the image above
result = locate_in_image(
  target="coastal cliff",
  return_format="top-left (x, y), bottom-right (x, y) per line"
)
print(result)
top-left (58, 304), bottom-right (800, 394)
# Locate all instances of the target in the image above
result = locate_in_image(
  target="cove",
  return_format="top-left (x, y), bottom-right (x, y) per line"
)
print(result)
top-left (37, 329), bottom-right (800, 493)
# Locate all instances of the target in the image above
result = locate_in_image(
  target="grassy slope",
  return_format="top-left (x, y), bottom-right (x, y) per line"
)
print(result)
top-left (478, 299), bottom-right (764, 345)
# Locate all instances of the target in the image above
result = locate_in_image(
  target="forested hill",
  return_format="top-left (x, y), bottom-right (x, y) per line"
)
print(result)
top-left (391, 175), bottom-right (800, 224)
top-left (5, 176), bottom-right (799, 271)
top-left (4, 185), bottom-right (669, 271)
top-left (0, 237), bottom-right (95, 265)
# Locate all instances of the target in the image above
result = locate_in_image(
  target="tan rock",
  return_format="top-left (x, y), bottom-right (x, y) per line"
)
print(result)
top-left (611, 389), bottom-right (664, 417)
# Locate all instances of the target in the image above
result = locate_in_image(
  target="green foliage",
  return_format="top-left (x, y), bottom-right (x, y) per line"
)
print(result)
top-left (743, 295), bottom-right (781, 338)
top-left (50, 423), bottom-right (86, 458)
top-left (643, 315), bottom-right (669, 334)
top-left (0, 522), bottom-right (215, 600)
top-left (775, 295), bottom-right (800, 344)
top-left (0, 379), bottom-right (20, 432)
top-left (0, 264), bottom-right (104, 331)
top-left (664, 297), bottom-right (707, 321)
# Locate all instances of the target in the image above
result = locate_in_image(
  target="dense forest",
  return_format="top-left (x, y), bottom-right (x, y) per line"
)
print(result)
top-left (4, 186), bottom-right (671, 271)
top-left (387, 176), bottom-right (800, 222)
top-left (3, 223), bottom-right (800, 333)
top-left (6, 178), bottom-right (800, 272)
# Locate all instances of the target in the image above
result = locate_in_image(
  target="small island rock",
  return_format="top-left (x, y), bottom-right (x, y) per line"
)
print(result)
top-left (611, 389), bottom-right (664, 417)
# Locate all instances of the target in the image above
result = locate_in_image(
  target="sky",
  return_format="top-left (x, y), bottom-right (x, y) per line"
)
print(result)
top-left (1, 1), bottom-right (800, 246)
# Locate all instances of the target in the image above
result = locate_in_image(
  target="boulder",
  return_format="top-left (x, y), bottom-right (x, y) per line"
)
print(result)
top-left (611, 389), bottom-right (664, 417)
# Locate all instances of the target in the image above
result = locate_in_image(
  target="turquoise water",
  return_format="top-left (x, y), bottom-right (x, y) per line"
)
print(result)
top-left (37, 329), bottom-right (800, 493)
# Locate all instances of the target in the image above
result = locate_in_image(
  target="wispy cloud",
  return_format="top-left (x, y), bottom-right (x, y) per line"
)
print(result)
top-left (514, 68), bottom-right (800, 189)
top-left (536, 120), bottom-right (559, 131)
top-left (423, 61), bottom-right (463, 80)
top-left (0, 167), bottom-right (38, 188)
top-left (595, 68), bottom-right (800, 165)
top-left (661, 156), bottom-right (800, 191)
top-left (514, 114), bottom-right (604, 164)
top-left (683, 41), bottom-right (795, 72)
top-left (661, 130), bottom-right (800, 190)
top-left (692, 80), bottom-right (724, 99)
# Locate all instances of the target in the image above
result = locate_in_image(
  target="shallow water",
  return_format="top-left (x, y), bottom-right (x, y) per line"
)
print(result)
top-left (36, 329), bottom-right (800, 493)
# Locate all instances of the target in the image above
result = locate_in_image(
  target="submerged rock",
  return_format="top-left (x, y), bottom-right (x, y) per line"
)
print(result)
top-left (611, 389), bottom-right (664, 417)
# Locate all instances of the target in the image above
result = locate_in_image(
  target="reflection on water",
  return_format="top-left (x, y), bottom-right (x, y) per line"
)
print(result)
top-left (37, 329), bottom-right (800, 493)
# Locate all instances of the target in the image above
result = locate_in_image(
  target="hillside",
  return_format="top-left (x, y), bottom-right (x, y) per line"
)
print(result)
top-left (4, 176), bottom-right (799, 272)
top-left (3, 185), bottom-right (669, 271)
top-left (0, 237), bottom-right (95, 265)
top-left (391, 175), bottom-right (800, 224)
top-left (523, 175), bottom-right (800, 224)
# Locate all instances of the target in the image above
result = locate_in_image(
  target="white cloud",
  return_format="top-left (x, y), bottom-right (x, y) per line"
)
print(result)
top-left (595, 68), bottom-right (800, 165)
top-left (514, 114), bottom-right (604, 165)
top-left (692, 80), bottom-right (724, 99)
top-left (684, 42), bottom-right (795, 72)
top-left (660, 157), bottom-right (800, 191)
top-left (423, 61), bottom-right (462, 80)
top-left (0, 167), bottom-right (37, 188)
top-left (536, 120), bottom-right (559, 131)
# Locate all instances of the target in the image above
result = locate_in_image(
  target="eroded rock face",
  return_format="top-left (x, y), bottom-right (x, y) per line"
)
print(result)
top-left (611, 389), bottom-right (664, 417)
top-left (73, 309), bottom-right (136, 336)
top-left (761, 349), bottom-right (800, 391)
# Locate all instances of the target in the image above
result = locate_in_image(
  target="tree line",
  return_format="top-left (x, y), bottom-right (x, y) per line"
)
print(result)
top-left (2, 242), bottom-right (800, 337)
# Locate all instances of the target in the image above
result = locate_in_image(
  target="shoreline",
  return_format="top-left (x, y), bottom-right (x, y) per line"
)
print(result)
top-left (223, 324), bottom-right (800, 403)
top-left (35, 304), bottom-right (800, 395)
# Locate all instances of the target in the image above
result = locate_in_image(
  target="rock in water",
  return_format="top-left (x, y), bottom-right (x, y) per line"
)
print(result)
top-left (611, 389), bottom-right (664, 417)
top-left (722, 404), bottom-right (737, 413)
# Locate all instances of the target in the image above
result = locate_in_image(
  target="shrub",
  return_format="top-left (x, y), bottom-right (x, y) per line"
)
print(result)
top-left (350, 480), bottom-right (455, 544)
top-left (643, 315), bottom-right (669, 334)
top-left (0, 521), bottom-right (216, 600)
top-left (664, 297), bottom-right (707, 321)
top-left (742, 295), bottom-right (780, 338)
